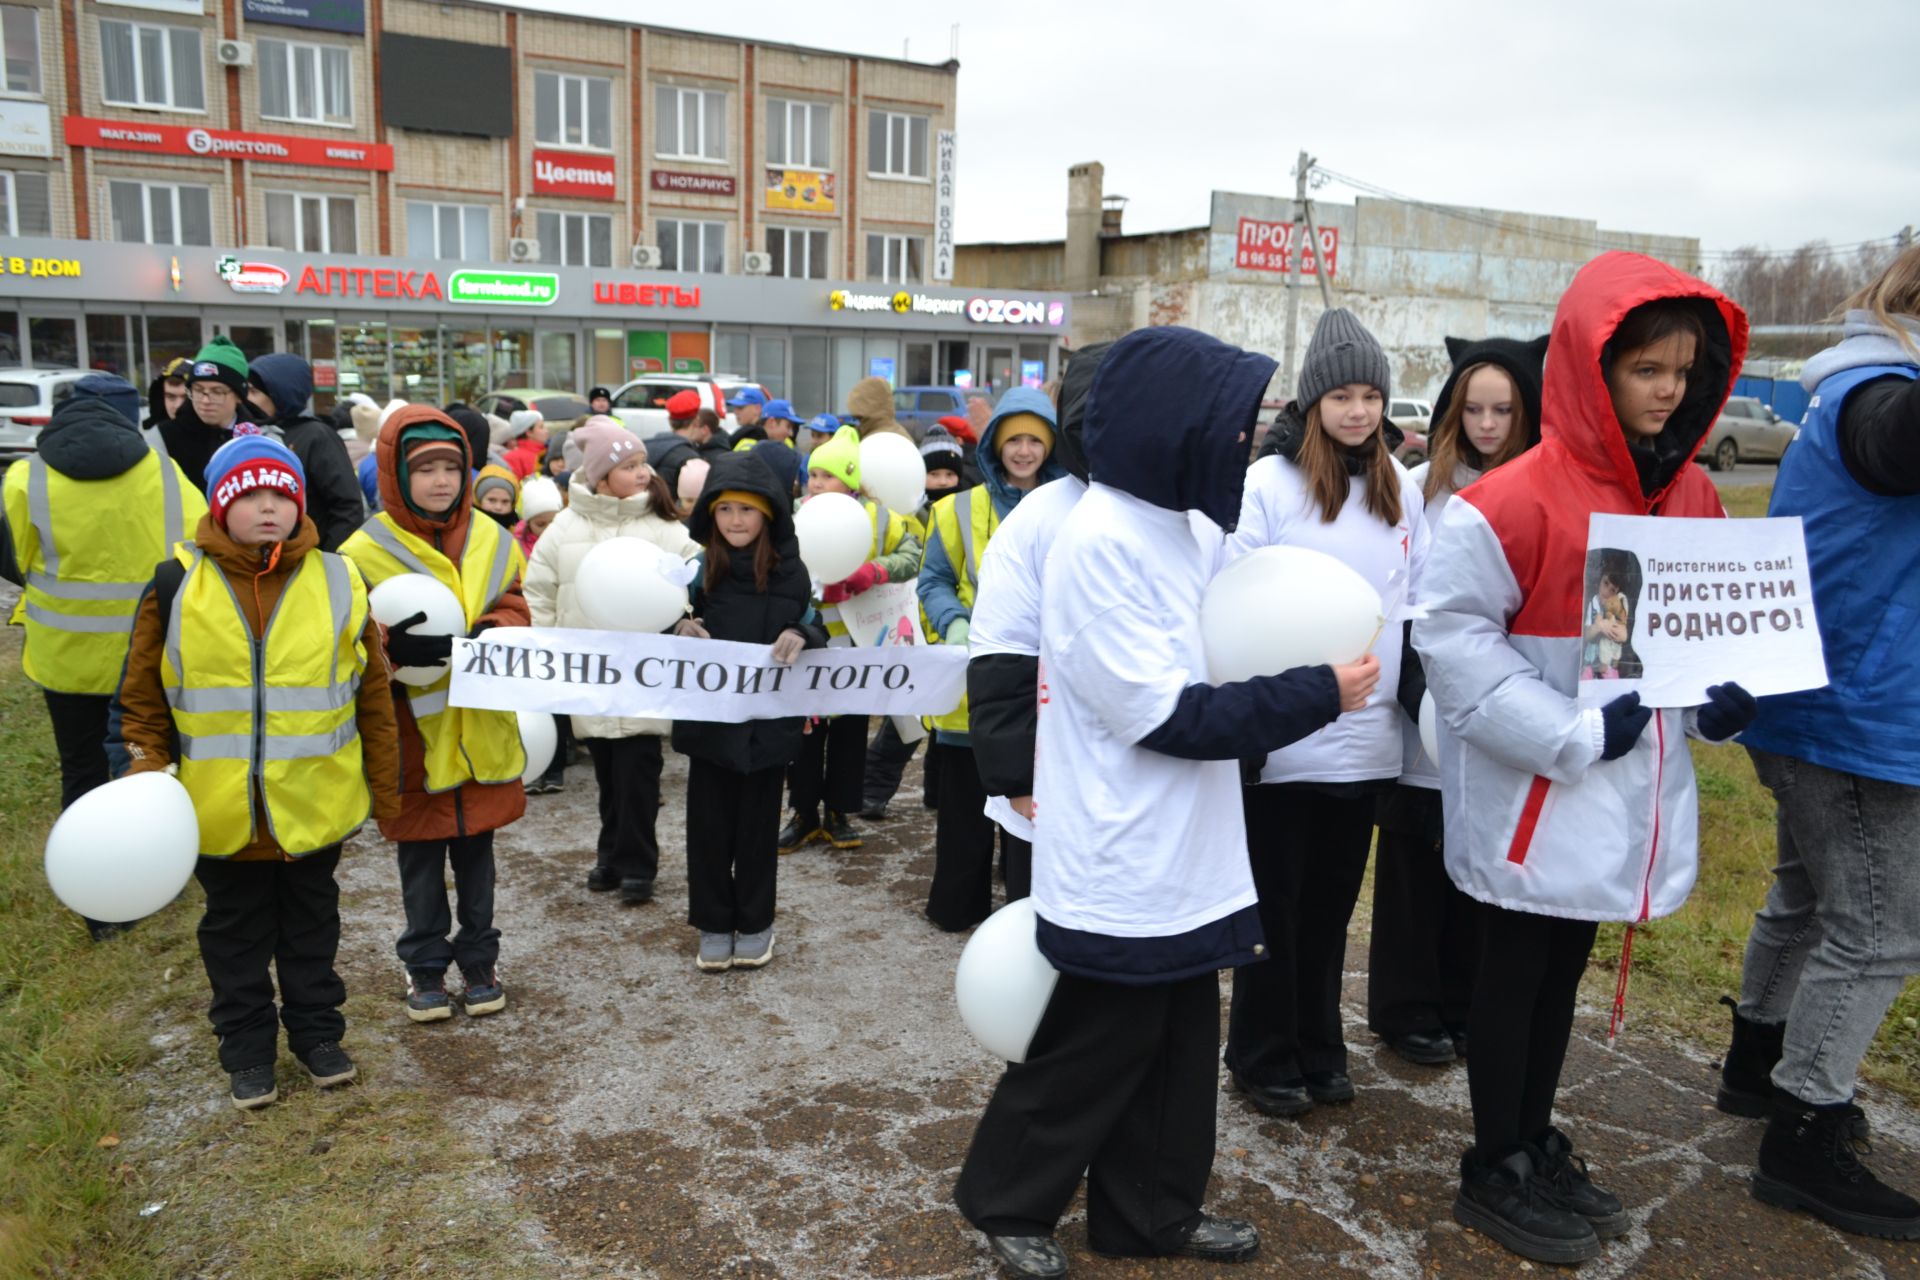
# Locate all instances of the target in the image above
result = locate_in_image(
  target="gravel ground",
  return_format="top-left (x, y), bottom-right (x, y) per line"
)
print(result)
top-left (310, 744), bottom-right (1920, 1279)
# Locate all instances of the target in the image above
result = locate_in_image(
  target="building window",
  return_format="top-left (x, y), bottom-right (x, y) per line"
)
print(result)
top-left (866, 233), bottom-right (924, 284)
top-left (654, 85), bottom-right (725, 162)
top-left (406, 200), bottom-right (490, 261)
top-left (766, 226), bottom-right (828, 280)
top-left (108, 180), bottom-right (212, 246)
top-left (657, 219), bottom-right (724, 274)
top-left (766, 98), bottom-right (830, 170)
top-left (867, 110), bottom-right (928, 180)
top-left (0, 170), bottom-right (50, 235)
top-left (258, 38), bottom-right (351, 126)
top-left (534, 71), bottom-right (611, 151)
top-left (99, 20), bottom-right (205, 112)
top-left (265, 191), bottom-right (355, 254)
top-left (2, 5), bottom-right (40, 96)
top-left (536, 210), bottom-right (612, 268)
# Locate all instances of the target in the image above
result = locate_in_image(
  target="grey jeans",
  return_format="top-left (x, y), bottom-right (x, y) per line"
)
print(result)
top-left (1738, 748), bottom-right (1920, 1105)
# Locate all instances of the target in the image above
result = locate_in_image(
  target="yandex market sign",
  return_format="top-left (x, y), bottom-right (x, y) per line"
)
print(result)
top-left (532, 149), bottom-right (616, 200)
top-left (63, 115), bottom-right (394, 171)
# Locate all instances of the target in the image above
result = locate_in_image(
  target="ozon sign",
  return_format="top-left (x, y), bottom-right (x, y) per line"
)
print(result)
top-left (966, 297), bottom-right (1063, 327)
top-left (532, 149), bottom-right (616, 200)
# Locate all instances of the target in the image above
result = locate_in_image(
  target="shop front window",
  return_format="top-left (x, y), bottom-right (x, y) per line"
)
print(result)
top-left (753, 336), bottom-right (786, 399)
top-left (713, 332), bottom-right (749, 379)
top-left (791, 335), bottom-right (828, 421)
top-left (0, 312), bottom-right (19, 365)
top-left (85, 314), bottom-right (136, 379)
top-left (592, 329), bottom-right (625, 391)
top-left (296, 320), bottom-right (342, 415)
top-left (144, 315), bottom-right (201, 384)
top-left (1020, 341), bottom-right (1052, 390)
top-left (336, 320), bottom-right (389, 402)
top-left (831, 335), bottom-right (863, 414)
top-left (904, 342), bottom-right (933, 387)
top-left (492, 328), bottom-right (532, 393)
top-left (863, 337), bottom-right (898, 388)
top-left (392, 327), bottom-right (440, 403)
top-left (27, 315), bottom-right (76, 368)
top-left (443, 328), bottom-right (490, 405)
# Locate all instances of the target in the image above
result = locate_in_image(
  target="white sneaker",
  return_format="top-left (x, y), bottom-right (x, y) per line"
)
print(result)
top-left (733, 928), bottom-right (775, 969)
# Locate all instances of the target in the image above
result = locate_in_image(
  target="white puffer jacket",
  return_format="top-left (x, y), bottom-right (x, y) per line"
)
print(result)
top-left (523, 482), bottom-right (702, 739)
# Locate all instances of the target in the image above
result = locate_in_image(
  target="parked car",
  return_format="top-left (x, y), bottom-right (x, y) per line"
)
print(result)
top-left (1394, 427), bottom-right (1431, 468)
top-left (892, 386), bottom-right (978, 438)
top-left (1389, 397), bottom-right (1433, 432)
top-left (607, 376), bottom-right (755, 437)
top-left (0, 367), bottom-right (89, 464)
top-left (472, 388), bottom-right (592, 422)
top-left (1696, 395), bottom-right (1798, 471)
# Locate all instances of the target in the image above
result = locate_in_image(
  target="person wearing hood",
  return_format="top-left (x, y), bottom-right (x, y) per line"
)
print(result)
top-left (1720, 246), bottom-right (1920, 1240)
top-left (1413, 252), bottom-right (1756, 1263)
top-left (672, 454), bottom-right (830, 971)
top-left (144, 356), bottom-right (191, 433)
top-left (115, 431), bottom-right (400, 1109)
top-left (3, 374), bottom-right (207, 940)
top-left (952, 327), bottom-right (1372, 1277)
top-left (1367, 334), bottom-right (1547, 1071)
top-left (244, 353), bottom-right (368, 551)
top-left (1220, 311), bottom-right (1429, 1125)
top-left (473, 463), bottom-right (521, 530)
top-left (524, 420), bottom-right (700, 903)
top-left (341, 406), bottom-right (531, 1025)
top-left (845, 375), bottom-right (913, 440)
top-left (161, 337), bottom-right (253, 493)
top-left (916, 388), bottom-right (1067, 931)
top-left (749, 437), bottom-right (802, 506)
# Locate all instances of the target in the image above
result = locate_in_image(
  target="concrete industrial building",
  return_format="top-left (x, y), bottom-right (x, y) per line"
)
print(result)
top-left (956, 161), bottom-right (1701, 399)
top-left (0, 1), bottom-right (1067, 409)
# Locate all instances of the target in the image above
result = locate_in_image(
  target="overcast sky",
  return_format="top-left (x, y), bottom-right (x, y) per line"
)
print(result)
top-left (503, 0), bottom-right (1919, 264)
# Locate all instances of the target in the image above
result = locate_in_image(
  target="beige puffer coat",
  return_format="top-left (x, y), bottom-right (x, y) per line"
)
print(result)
top-left (523, 482), bottom-right (702, 738)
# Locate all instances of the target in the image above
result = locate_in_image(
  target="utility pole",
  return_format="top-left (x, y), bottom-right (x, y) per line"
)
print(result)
top-left (1280, 150), bottom-right (1312, 395)
top-left (1301, 195), bottom-right (1335, 309)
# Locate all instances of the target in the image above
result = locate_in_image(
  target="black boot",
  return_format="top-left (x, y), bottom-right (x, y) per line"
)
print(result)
top-left (1535, 1126), bottom-right (1631, 1239)
top-left (822, 810), bottom-right (864, 850)
top-left (1453, 1145), bottom-right (1602, 1264)
top-left (1754, 1093), bottom-right (1920, 1239)
top-left (777, 811), bottom-right (820, 854)
top-left (1716, 994), bottom-right (1785, 1118)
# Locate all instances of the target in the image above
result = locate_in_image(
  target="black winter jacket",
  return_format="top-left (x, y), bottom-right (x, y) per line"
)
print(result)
top-left (248, 354), bottom-right (366, 550)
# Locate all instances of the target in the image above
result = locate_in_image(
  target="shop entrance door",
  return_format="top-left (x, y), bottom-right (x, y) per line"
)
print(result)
top-left (535, 330), bottom-right (578, 391)
top-left (208, 316), bottom-right (281, 366)
top-left (975, 343), bottom-right (1016, 395)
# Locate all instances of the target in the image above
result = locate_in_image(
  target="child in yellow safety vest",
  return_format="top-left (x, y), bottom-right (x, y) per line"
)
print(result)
top-left (778, 424), bottom-right (922, 854)
top-left (117, 430), bottom-right (402, 1111)
top-left (341, 406), bottom-right (530, 1026)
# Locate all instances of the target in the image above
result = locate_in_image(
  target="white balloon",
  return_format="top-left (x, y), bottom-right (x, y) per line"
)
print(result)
top-left (45, 772), bottom-right (200, 923)
top-left (858, 432), bottom-right (928, 514)
top-left (518, 711), bottom-right (557, 786)
top-left (367, 573), bottom-right (466, 686)
top-left (954, 898), bottom-right (1060, 1063)
top-left (576, 538), bottom-right (689, 633)
top-left (1201, 546), bottom-right (1384, 684)
top-left (794, 492), bottom-right (872, 584)
top-left (1419, 690), bottom-right (1440, 764)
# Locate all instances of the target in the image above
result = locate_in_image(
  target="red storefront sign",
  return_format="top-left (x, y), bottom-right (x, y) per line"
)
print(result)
top-left (651, 169), bottom-right (736, 197)
top-left (592, 281), bottom-right (702, 309)
top-left (63, 115), bottom-right (394, 171)
top-left (295, 264), bottom-right (443, 300)
top-left (1235, 217), bottom-right (1339, 276)
top-left (532, 149), bottom-right (616, 200)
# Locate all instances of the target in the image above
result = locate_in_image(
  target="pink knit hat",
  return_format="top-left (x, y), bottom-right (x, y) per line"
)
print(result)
top-left (573, 417), bottom-right (647, 490)
top-left (676, 457), bottom-right (711, 505)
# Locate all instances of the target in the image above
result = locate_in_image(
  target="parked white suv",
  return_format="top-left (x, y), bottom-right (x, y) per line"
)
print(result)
top-left (0, 368), bottom-right (91, 464)
top-left (608, 375), bottom-right (763, 437)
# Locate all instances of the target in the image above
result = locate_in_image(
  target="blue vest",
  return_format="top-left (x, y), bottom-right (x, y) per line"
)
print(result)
top-left (1743, 362), bottom-right (1920, 785)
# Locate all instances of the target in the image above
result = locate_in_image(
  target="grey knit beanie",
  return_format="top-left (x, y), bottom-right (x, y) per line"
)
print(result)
top-left (1297, 308), bottom-right (1391, 410)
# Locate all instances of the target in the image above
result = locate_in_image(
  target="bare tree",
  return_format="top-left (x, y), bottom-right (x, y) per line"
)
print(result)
top-left (1717, 239), bottom-right (1901, 326)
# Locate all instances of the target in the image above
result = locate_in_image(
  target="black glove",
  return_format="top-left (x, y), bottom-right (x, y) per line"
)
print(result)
top-left (468, 619), bottom-right (495, 639)
top-left (1600, 691), bottom-right (1652, 761)
top-left (1697, 682), bottom-right (1758, 743)
top-left (386, 610), bottom-right (454, 667)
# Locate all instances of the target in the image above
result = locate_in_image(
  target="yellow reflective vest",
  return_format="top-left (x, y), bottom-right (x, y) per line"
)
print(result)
top-left (820, 498), bottom-right (912, 643)
top-left (4, 450), bottom-right (204, 694)
top-left (162, 546), bottom-right (371, 857)
top-left (340, 512), bottom-right (527, 791)
top-left (925, 485), bottom-right (997, 735)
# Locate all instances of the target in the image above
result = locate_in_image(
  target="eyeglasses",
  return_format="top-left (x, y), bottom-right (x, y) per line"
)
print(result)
top-left (190, 385), bottom-right (235, 401)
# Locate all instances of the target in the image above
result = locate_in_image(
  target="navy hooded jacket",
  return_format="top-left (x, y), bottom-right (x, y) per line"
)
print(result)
top-left (248, 353), bottom-right (367, 550)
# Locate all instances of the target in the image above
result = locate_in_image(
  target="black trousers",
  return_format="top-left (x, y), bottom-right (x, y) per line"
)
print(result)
top-left (787, 713), bottom-right (868, 820)
top-left (1002, 836), bottom-right (1032, 904)
top-left (1468, 905), bottom-right (1599, 1158)
top-left (686, 758), bottom-right (782, 934)
top-left (586, 734), bottom-right (663, 884)
top-left (955, 971), bottom-right (1218, 1256)
top-left (194, 846), bottom-right (346, 1072)
top-left (43, 689), bottom-right (112, 810)
top-left (927, 741), bottom-right (1005, 931)
top-left (862, 717), bottom-right (930, 808)
top-left (540, 713), bottom-right (572, 784)
top-left (1225, 785), bottom-right (1375, 1082)
top-left (1366, 785), bottom-right (1483, 1040)
top-left (395, 832), bottom-right (499, 977)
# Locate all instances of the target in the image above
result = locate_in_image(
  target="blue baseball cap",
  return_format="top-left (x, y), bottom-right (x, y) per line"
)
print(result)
top-left (763, 398), bottom-right (799, 423)
top-left (805, 412), bottom-right (840, 436)
top-left (726, 386), bottom-right (768, 409)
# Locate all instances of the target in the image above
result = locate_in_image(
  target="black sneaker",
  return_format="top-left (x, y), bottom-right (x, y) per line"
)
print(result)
top-left (299, 1041), bottom-right (357, 1088)
top-left (1229, 1071), bottom-right (1314, 1118)
top-left (461, 967), bottom-right (507, 1017)
top-left (777, 812), bottom-right (820, 855)
top-left (822, 810), bottom-right (864, 850)
top-left (1535, 1126), bottom-right (1630, 1238)
top-left (1453, 1145), bottom-right (1602, 1264)
top-left (1717, 994), bottom-right (1785, 1119)
top-left (857, 800), bottom-right (891, 820)
top-left (229, 1064), bottom-right (278, 1111)
top-left (1754, 1094), bottom-right (1920, 1238)
top-left (406, 970), bottom-right (453, 1023)
top-left (984, 1234), bottom-right (1067, 1278)
top-left (1304, 1070), bottom-right (1355, 1104)
top-left (619, 878), bottom-right (655, 905)
top-left (1387, 1028), bottom-right (1458, 1066)
top-left (585, 865), bottom-right (619, 892)
top-left (1175, 1214), bottom-right (1260, 1262)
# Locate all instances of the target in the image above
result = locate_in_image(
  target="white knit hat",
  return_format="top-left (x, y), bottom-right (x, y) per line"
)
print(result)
top-left (507, 408), bottom-right (544, 440)
top-left (519, 475), bottom-right (563, 519)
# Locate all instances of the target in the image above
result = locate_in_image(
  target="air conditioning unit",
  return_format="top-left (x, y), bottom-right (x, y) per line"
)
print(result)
top-left (508, 237), bottom-right (541, 263)
top-left (742, 251), bottom-right (772, 276)
top-left (216, 39), bottom-right (253, 67)
top-left (630, 244), bottom-right (661, 270)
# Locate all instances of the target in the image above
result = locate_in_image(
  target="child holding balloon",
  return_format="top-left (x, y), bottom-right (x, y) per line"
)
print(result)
top-left (116, 431), bottom-right (401, 1109)
top-left (523, 419), bottom-right (699, 904)
top-left (671, 453), bottom-right (828, 971)
top-left (778, 424), bottom-right (923, 853)
top-left (341, 406), bottom-right (530, 1025)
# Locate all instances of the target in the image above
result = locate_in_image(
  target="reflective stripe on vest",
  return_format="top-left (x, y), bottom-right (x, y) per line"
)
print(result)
top-left (928, 486), bottom-right (996, 734)
top-left (162, 547), bottom-right (371, 857)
